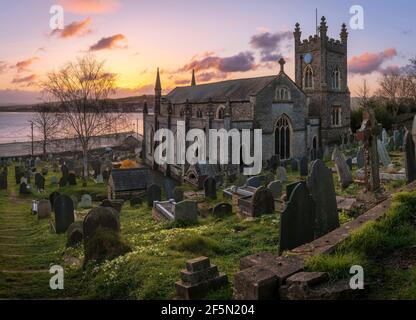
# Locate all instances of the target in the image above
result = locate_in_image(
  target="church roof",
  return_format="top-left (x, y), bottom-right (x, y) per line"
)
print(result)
top-left (165, 75), bottom-right (277, 104)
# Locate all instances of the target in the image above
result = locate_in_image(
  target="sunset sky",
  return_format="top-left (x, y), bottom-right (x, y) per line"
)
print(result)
top-left (0, 0), bottom-right (415, 104)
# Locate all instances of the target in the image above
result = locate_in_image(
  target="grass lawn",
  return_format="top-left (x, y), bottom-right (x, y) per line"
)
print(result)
top-left (0, 151), bottom-right (413, 300)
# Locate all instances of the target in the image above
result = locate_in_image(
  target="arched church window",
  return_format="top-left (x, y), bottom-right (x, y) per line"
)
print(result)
top-left (216, 106), bottom-right (225, 120)
top-left (331, 105), bottom-right (342, 127)
top-left (276, 87), bottom-right (291, 101)
top-left (303, 65), bottom-right (314, 89)
top-left (275, 115), bottom-right (292, 160)
top-left (332, 67), bottom-right (341, 90)
top-left (197, 109), bottom-right (203, 118)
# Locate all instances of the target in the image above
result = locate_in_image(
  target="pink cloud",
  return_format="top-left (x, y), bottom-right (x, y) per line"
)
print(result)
top-left (89, 34), bottom-right (127, 51)
top-left (58, 0), bottom-right (119, 14)
top-left (349, 48), bottom-right (398, 75)
top-left (12, 74), bottom-right (38, 86)
top-left (14, 57), bottom-right (39, 73)
top-left (51, 18), bottom-right (92, 38)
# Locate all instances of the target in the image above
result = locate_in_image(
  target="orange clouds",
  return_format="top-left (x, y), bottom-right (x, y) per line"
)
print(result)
top-left (14, 57), bottom-right (39, 73)
top-left (51, 18), bottom-right (92, 38)
top-left (89, 34), bottom-right (127, 51)
top-left (12, 74), bottom-right (37, 86)
top-left (349, 48), bottom-right (398, 75)
top-left (58, 0), bottom-right (119, 14)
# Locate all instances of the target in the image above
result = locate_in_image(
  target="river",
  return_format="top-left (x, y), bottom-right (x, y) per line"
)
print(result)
top-left (0, 112), bottom-right (144, 144)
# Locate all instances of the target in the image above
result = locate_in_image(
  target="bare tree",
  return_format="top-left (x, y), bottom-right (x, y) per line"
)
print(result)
top-left (41, 55), bottom-right (127, 185)
top-left (32, 104), bottom-right (60, 158)
top-left (356, 79), bottom-right (372, 108)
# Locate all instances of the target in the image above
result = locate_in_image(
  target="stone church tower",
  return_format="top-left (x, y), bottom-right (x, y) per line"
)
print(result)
top-left (294, 16), bottom-right (351, 147)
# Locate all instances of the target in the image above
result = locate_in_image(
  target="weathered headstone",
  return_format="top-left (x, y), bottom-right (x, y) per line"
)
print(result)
top-left (96, 174), bottom-right (104, 184)
top-left (276, 167), bottom-right (287, 183)
top-left (267, 180), bottom-right (282, 200)
top-left (356, 147), bottom-right (365, 169)
top-left (345, 157), bottom-right (353, 171)
top-left (173, 187), bottom-right (184, 203)
top-left (147, 184), bottom-right (161, 206)
top-left (19, 182), bottom-right (30, 195)
top-left (246, 176), bottom-right (265, 188)
top-left (68, 173), bottom-right (77, 186)
top-left (404, 130), bottom-right (416, 183)
top-left (377, 139), bottom-right (391, 167)
top-left (212, 203), bottom-right (232, 217)
top-left (252, 187), bottom-right (275, 216)
top-left (67, 221), bottom-right (83, 248)
top-left (37, 199), bottom-right (52, 219)
top-left (204, 177), bottom-right (217, 199)
top-left (307, 160), bottom-right (339, 237)
top-left (35, 173), bottom-right (45, 191)
top-left (101, 199), bottom-right (124, 213)
top-left (0, 170), bottom-right (7, 190)
top-left (382, 128), bottom-right (388, 145)
top-left (83, 206), bottom-right (120, 244)
top-left (54, 195), bottom-right (75, 234)
top-left (279, 183), bottom-right (315, 254)
top-left (174, 200), bottom-right (198, 223)
top-left (79, 194), bottom-right (92, 208)
top-left (299, 156), bottom-right (309, 176)
top-left (331, 147), bottom-right (353, 189)
top-left (290, 158), bottom-right (298, 172)
top-left (51, 176), bottom-right (58, 185)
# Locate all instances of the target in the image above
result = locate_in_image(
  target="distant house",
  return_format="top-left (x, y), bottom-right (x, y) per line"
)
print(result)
top-left (108, 167), bottom-right (153, 200)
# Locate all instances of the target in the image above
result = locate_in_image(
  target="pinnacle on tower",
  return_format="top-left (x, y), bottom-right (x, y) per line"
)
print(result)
top-left (155, 67), bottom-right (161, 91)
top-left (278, 58), bottom-right (286, 74)
top-left (191, 69), bottom-right (196, 86)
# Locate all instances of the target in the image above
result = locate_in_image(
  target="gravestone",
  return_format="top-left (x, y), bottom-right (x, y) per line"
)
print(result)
top-left (212, 203), bottom-right (232, 217)
top-left (173, 187), bottom-right (184, 203)
top-left (267, 180), bottom-right (282, 200)
top-left (377, 139), bottom-right (392, 167)
top-left (83, 206), bottom-right (120, 244)
top-left (286, 181), bottom-right (305, 201)
top-left (276, 167), bottom-right (287, 183)
top-left (279, 182), bottom-right (315, 254)
top-left (130, 196), bottom-right (143, 207)
top-left (0, 170), bottom-right (7, 190)
top-left (59, 176), bottom-right (68, 187)
top-left (68, 173), bottom-right (77, 186)
top-left (252, 187), bottom-right (275, 216)
top-left (331, 147), bottom-right (353, 189)
top-left (101, 199), bottom-right (124, 213)
top-left (299, 157), bottom-right (309, 176)
top-left (307, 160), bottom-right (339, 237)
top-left (19, 182), bottom-right (29, 195)
top-left (37, 199), bottom-right (52, 219)
top-left (393, 129), bottom-right (403, 150)
top-left (290, 158), bottom-right (298, 172)
top-left (41, 166), bottom-right (48, 176)
top-left (382, 128), bottom-right (388, 145)
top-left (67, 221), bottom-right (83, 248)
top-left (246, 176), bottom-right (263, 188)
top-left (61, 164), bottom-right (69, 178)
top-left (35, 173), bottom-right (45, 191)
top-left (96, 174), bottom-right (104, 184)
top-left (20, 177), bottom-right (27, 184)
top-left (49, 191), bottom-right (61, 211)
top-left (345, 157), bottom-right (353, 171)
top-left (71, 195), bottom-right (78, 210)
top-left (404, 130), bottom-right (416, 183)
top-left (204, 177), bottom-right (217, 199)
top-left (51, 176), bottom-right (58, 185)
top-left (147, 184), bottom-right (162, 206)
top-left (79, 194), bottom-right (92, 208)
top-left (356, 147), bottom-right (365, 169)
top-left (54, 195), bottom-right (75, 234)
top-left (268, 155), bottom-right (280, 173)
top-left (173, 200), bottom-right (198, 223)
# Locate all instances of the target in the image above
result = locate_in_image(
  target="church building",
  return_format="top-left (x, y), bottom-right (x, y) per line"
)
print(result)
top-left (143, 17), bottom-right (351, 183)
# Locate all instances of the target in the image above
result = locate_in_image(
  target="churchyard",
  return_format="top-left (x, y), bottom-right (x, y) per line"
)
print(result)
top-left (1, 124), bottom-right (416, 300)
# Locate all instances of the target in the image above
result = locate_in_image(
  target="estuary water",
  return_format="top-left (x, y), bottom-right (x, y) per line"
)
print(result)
top-left (0, 112), bottom-right (144, 144)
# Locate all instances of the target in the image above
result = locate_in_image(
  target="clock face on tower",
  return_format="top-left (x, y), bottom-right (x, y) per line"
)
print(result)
top-left (304, 53), bottom-right (313, 64)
